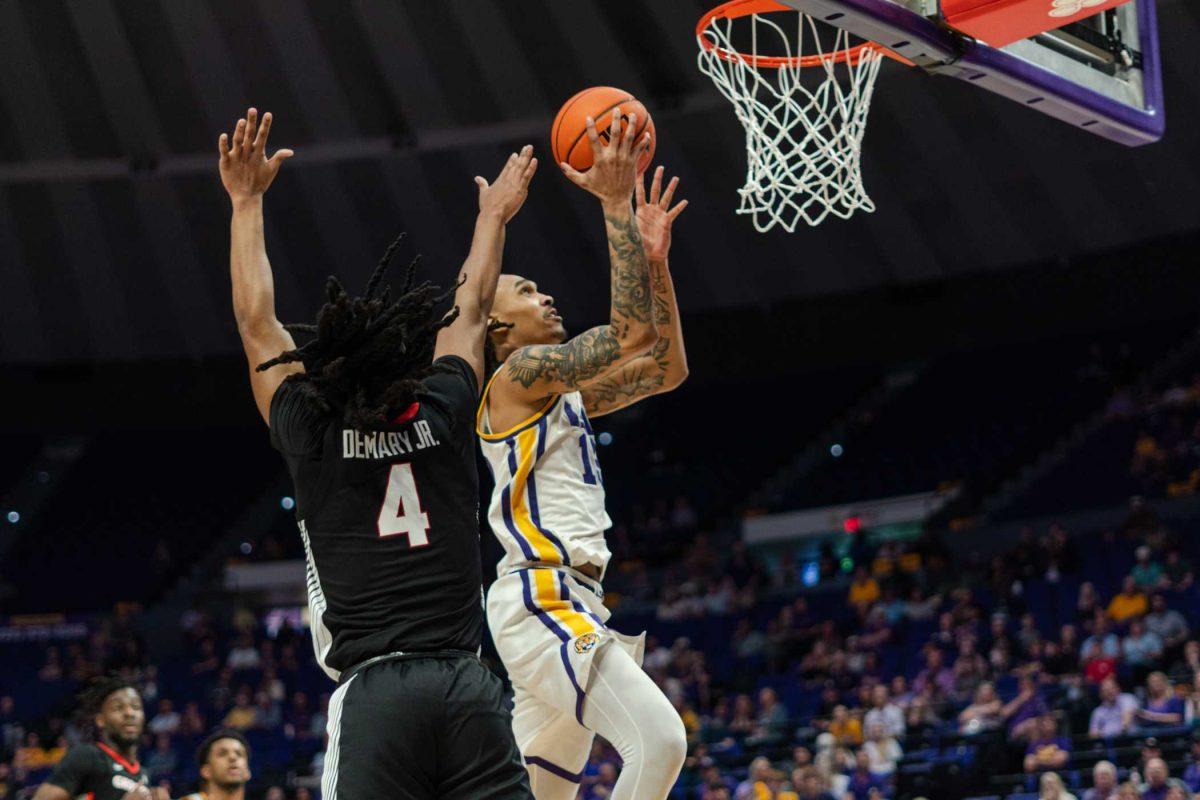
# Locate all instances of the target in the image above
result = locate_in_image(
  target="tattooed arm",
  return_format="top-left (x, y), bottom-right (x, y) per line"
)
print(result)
top-left (583, 167), bottom-right (689, 418)
top-left (495, 108), bottom-right (657, 402)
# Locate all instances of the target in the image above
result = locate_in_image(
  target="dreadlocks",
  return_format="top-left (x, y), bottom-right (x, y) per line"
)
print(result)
top-left (258, 233), bottom-right (462, 430)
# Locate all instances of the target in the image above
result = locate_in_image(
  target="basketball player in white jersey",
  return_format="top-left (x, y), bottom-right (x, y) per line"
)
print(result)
top-left (478, 108), bottom-right (690, 800)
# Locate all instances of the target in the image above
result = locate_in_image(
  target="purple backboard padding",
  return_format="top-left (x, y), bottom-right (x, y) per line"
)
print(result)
top-left (779, 0), bottom-right (1164, 146)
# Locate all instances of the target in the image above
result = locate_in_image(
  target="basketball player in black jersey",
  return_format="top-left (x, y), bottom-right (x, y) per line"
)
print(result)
top-left (218, 108), bottom-right (535, 799)
top-left (33, 677), bottom-right (163, 800)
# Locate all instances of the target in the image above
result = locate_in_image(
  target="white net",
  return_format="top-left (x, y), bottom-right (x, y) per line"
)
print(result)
top-left (697, 9), bottom-right (884, 230)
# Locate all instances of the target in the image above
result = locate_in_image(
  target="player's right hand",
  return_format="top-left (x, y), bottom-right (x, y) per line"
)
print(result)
top-left (218, 107), bottom-right (293, 202)
top-left (560, 107), bottom-right (652, 208)
top-left (475, 145), bottom-right (538, 223)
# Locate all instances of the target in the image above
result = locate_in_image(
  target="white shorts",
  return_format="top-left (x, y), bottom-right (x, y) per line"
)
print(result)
top-left (487, 566), bottom-right (644, 780)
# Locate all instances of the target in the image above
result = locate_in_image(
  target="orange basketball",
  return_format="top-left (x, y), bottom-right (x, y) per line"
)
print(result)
top-left (551, 86), bottom-right (656, 175)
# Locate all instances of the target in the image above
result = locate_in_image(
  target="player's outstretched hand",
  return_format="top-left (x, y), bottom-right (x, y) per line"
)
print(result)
top-left (635, 166), bottom-right (688, 263)
top-left (560, 107), bottom-right (652, 208)
top-left (218, 107), bottom-right (293, 202)
top-left (476, 144), bottom-right (538, 223)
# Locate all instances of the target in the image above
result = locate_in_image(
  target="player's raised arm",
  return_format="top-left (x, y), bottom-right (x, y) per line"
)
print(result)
top-left (498, 109), bottom-right (657, 398)
top-left (218, 107), bottom-right (299, 425)
top-left (583, 166), bottom-right (690, 417)
top-left (434, 146), bottom-right (537, 388)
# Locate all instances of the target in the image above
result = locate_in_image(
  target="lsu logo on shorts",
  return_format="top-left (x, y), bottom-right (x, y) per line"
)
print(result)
top-left (573, 632), bottom-right (601, 654)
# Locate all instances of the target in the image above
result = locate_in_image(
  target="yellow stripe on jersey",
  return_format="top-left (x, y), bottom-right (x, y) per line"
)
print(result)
top-left (532, 567), bottom-right (596, 638)
top-left (476, 370), bottom-right (558, 441)
top-left (509, 426), bottom-right (564, 564)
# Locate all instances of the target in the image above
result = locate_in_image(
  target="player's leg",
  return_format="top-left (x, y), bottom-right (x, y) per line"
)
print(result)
top-left (580, 642), bottom-right (687, 800)
top-left (511, 683), bottom-right (596, 800)
top-left (435, 655), bottom-right (533, 799)
top-left (321, 662), bottom-right (438, 800)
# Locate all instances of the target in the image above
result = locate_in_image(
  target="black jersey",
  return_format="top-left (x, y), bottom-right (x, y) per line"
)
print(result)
top-left (44, 742), bottom-right (149, 800)
top-left (270, 355), bottom-right (484, 678)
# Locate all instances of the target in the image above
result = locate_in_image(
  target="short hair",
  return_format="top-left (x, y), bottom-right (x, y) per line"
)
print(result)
top-left (1094, 760), bottom-right (1117, 777)
top-left (257, 233), bottom-right (462, 430)
top-left (196, 729), bottom-right (250, 768)
top-left (80, 676), bottom-right (139, 716)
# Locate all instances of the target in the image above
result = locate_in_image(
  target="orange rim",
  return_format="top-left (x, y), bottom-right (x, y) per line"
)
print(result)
top-left (696, 0), bottom-right (911, 68)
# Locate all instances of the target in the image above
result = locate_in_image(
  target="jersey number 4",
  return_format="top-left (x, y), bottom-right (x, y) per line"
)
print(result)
top-left (377, 463), bottom-right (431, 547)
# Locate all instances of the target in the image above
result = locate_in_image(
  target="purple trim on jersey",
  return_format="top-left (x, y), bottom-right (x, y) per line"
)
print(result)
top-left (519, 569), bottom-right (570, 643)
top-left (529, 419), bottom-right (571, 565)
top-left (559, 639), bottom-right (587, 725)
top-left (558, 572), bottom-right (605, 628)
top-left (524, 755), bottom-right (583, 783)
top-left (501, 442), bottom-right (537, 561)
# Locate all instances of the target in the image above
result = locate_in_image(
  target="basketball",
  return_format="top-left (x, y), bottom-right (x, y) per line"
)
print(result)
top-left (551, 86), bottom-right (656, 174)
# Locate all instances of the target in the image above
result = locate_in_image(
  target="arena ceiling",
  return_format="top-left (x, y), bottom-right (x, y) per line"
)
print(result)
top-left (0, 0), bottom-right (1197, 363)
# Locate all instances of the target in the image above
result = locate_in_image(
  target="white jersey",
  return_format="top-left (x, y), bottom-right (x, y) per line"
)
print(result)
top-left (477, 374), bottom-right (612, 579)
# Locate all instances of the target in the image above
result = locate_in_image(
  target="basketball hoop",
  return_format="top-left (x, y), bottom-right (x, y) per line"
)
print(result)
top-left (697, 0), bottom-right (901, 230)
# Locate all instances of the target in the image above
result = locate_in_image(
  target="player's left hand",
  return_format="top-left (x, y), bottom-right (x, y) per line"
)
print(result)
top-left (635, 166), bottom-right (688, 262)
top-left (476, 145), bottom-right (538, 223)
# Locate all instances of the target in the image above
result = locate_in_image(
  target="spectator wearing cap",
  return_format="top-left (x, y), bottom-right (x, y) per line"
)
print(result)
top-left (1024, 715), bottom-right (1072, 774)
top-left (1090, 677), bottom-right (1140, 738)
top-left (1109, 577), bottom-right (1150, 624)
top-left (1083, 761), bottom-right (1119, 800)
top-left (1137, 672), bottom-right (1185, 729)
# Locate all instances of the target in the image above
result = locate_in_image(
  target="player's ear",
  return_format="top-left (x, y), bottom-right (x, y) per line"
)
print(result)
top-left (200, 763), bottom-right (211, 784)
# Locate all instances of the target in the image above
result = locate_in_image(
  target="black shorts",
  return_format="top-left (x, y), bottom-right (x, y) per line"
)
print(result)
top-left (323, 652), bottom-right (531, 800)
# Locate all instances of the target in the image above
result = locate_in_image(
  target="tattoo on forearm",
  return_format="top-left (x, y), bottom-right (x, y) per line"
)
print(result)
top-left (604, 211), bottom-right (652, 324)
top-left (505, 326), bottom-right (621, 389)
top-left (649, 262), bottom-right (672, 327)
top-left (586, 363), bottom-right (666, 406)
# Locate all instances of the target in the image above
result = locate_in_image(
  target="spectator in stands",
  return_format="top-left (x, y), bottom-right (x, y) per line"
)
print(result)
top-left (222, 689), bottom-right (257, 731)
top-left (144, 733), bottom-right (177, 780)
top-left (863, 685), bottom-right (905, 739)
top-left (1025, 714), bottom-right (1072, 774)
top-left (959, 681), bottom-right (1004, 734)
top-left (862, 720), bottom-right (901, 776)
top-left (181, 702), bottom-right (206, 737)
top-left (252, 691), bottom-right (281, 731)
top-left (912, 647), bottom-right (954, 699)
top-left (1090, 677), bottom-right (1139, 738)
top-left (1085, 761), bottom-right (1120, 800)
top-left (748, 688), bottom-right (788, 747)
top-left (147, 699), bottom-right (180, 736)
top-left (906, 681), bottom-right (944, 732)
top-left (1141, 757), bottom-right (1188, 800)
top-left (1162, 550), bottom-right (1194, 591)
top-left (828, 705), bottom-right (862, 746)
top-left (38, 647), bottom-right (63, 682)
top-left (226, 634), bottom-right (260, 671)
top-left (1146, 596), bottom-right (1190, 661)
top-left (1171, 641), bottom-right (1200, 685)
top-left (1110, 577), bottom-right (1151, 624)
top-left (795, 769), bottom-right (836, 800)
top-left (1136, 672), bottom-right (1185, 729)
top-left (1085, 639), bottom-right (1121, 685)
top-left (848, 567), bottom-right (881, 614)
top-left (1041, 771), bottom-right (1079, 800)
top-left (1005, 675), bottom-right (1049, 741)
top-left (1086, 613), bottom-right (1123, 660)
top-left (844, 750), bottom-right (885, 800)
top-left (1132, 547), bottom-right (1164, 590)
top-left (1124, 619), bottom-right (1166, 682)
top-left (1115, 781), bottom-right (1143, 800)
top-left (1079, 583), bottom-right (1103, 625)
top-left (1, 696), bottom-right (23, 751)
top-left (1182, 733), bottom-right (1200, 792)
top-left (734, 756), bottom-right (770, 800)
top-left (192, 638), bottom-right (221, 676)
